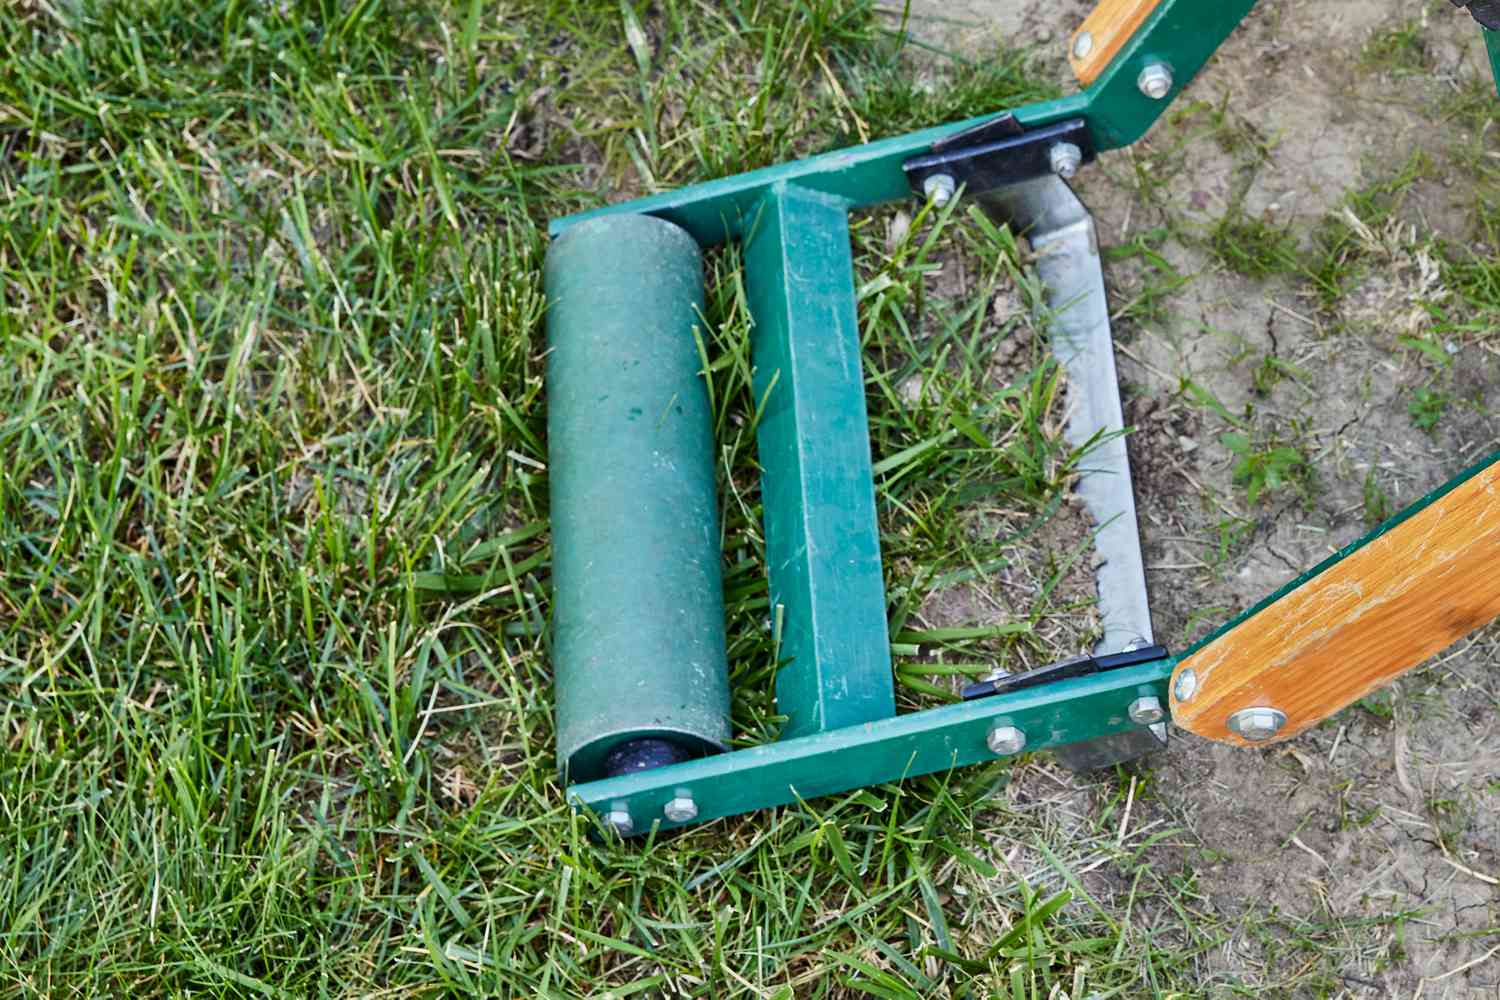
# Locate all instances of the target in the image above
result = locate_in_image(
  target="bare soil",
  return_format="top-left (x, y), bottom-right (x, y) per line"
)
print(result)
top-left (896, 0), bottom-right (1500, 994)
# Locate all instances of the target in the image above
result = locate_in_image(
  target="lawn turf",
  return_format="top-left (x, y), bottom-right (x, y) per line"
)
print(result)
top-left (12, 0), bottom-right (1490, 996)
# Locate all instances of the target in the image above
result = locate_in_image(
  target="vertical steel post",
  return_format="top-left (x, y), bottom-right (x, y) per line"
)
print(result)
top-left (979, 176), bottom-right (1160, 772)
top-left (980, 178), bottom-right (1153, 655)
top-left (742, 182), bottom-right (896, 738)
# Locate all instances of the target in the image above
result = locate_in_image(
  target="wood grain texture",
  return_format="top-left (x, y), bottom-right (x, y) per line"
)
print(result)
top-left (1170, 457), bottom-right (1500, 746)
top-left (1069, 0), bottom-right (1167, 87)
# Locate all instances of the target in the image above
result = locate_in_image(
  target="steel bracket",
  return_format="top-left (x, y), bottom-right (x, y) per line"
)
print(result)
top-left (977, 175), bottom-right (1161, 772)
top-left (902, 117), bottom-right (1096, 198)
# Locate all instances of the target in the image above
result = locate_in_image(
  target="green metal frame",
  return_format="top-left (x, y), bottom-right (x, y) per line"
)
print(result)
top-left (567, 447), bottom-right (1500, 834)
top-left (548, 0), bottom-right (1500, 835)
top-left (549, 0), bottom-right (1259, 835)
top-left (574, 662), bottom-right (1173, 831)
top-left (551, 0), bottom-right (1259, 246)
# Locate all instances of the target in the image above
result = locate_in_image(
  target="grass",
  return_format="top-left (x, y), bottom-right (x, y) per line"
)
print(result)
top-left (4, 0), bottom-right (1499, 996)
top-left (0, 0), bottom-right (1204, 995)
top-left (1209, 208), bottom-right (1299, 281)
top-left (1359, 18), bottom-right (1432, 76)
top-left (1219, 431), bottom-right (1309, 507)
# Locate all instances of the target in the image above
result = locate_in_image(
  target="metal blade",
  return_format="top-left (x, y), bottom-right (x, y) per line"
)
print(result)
top-left (980, 176), bottom-right (1160, 771)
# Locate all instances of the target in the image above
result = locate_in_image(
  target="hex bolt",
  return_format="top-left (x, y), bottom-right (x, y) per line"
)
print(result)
top-left (1072, 31), bottom-right (1094, 60)
top-left (1227, 706), bottom-right (1287, 742)
top-left (923, 173), bottom-right (957, 207)
top-left (1173, 668), bottom-right (1198, 703)
top-left (663, 793), bottom-right (698, 823)
top-left (987, 725), bottom-right (1027, 756)
top-left (1137, 62), bottom-right (1174, 100)
top-left (605, 806), bottom-right (634, 836)
top-left (1049, 142), bottom-right (1083, 179)
top-left (1128, 695), bottom-right (1165, 725)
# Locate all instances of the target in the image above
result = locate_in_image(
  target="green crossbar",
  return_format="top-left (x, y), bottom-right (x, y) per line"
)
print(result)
top-left (743, 183), bottom-right (896, 738)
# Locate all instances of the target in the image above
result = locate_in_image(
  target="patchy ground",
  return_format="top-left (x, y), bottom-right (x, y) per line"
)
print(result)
top-left (901, 0), bottom-right (1499, 994)
top-left (4, 1), bottom-right (1492, 994)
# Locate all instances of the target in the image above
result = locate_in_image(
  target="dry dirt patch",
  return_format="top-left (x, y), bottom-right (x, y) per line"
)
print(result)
top-left (895, 0), bottom-right (1499, 993)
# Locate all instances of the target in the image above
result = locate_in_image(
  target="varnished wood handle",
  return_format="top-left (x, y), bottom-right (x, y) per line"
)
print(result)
top-left (1069, 0), bottom-right (1167, 87)
top-left (1169, 454), bottom-right (1500, 746)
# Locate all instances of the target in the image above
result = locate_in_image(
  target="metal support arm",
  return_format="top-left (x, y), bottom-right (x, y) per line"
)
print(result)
top-left (551, 0), bottom-right (1260, 245)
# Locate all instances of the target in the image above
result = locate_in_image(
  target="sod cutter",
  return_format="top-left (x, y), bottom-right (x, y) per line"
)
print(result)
top-left (541, 0), bottom-right (1500, 836)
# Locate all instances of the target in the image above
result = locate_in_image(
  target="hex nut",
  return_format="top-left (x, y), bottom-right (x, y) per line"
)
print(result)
top-left (923, 173), bottom-right (957, 207)
top-left (1128, 695), bottom-right (1165, 725)
top-left (1227, 707), bottom-right (1287, 742)
top-left (1049, 141), bottom-right (1083, 179)
top-left (1174, 668), bottom-right (1198, 703)
top-left (605, 807), bottom-right (634, 836)
top-left (1137, 62), bottom-right (1174, 100)
top-left (663, 794), bottom-right (698, 823)
top-left (987, 725), bottom-right (1027, 756)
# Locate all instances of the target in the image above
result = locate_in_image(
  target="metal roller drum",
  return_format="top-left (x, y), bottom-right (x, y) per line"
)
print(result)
top-left (544, 214), bottom-right (731, 784)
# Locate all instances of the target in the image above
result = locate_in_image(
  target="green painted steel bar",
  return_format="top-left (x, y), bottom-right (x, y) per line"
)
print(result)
top-left (1486, 28), bottom-right (1500, 97)
top-left (549, 94), bottom-right (1084, 248)
top-left (569, 658), bottom-right (1175, 834)
top-left (545, 215), bottom-right (732, 783)
top-left (743, 183), bottom-right (895, 738)
top-left (549, 0), bottom-right (1259, 247)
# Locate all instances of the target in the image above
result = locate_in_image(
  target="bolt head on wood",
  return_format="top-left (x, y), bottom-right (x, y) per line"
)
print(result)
top-left (1227, 707), bottom-right (1286, 742)
top-left (1072, 31), bottom-right (1094, 59)
top-left (1137, 62), bottom-right (1173, 99)
top-left (987, 725), bottom-right (1026, 756)
top-left (1174, 668), bottom-right (1198, 703)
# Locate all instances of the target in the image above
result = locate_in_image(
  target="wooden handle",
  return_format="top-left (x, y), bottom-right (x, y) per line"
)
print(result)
top-left (1169, 454), bottom-right (1500, 746)
top-left (1069, 0), bottom-right (1167, 87)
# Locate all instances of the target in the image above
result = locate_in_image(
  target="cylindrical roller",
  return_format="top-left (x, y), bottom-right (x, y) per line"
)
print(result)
top-left (544, 213), bottom-right (730, 784)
